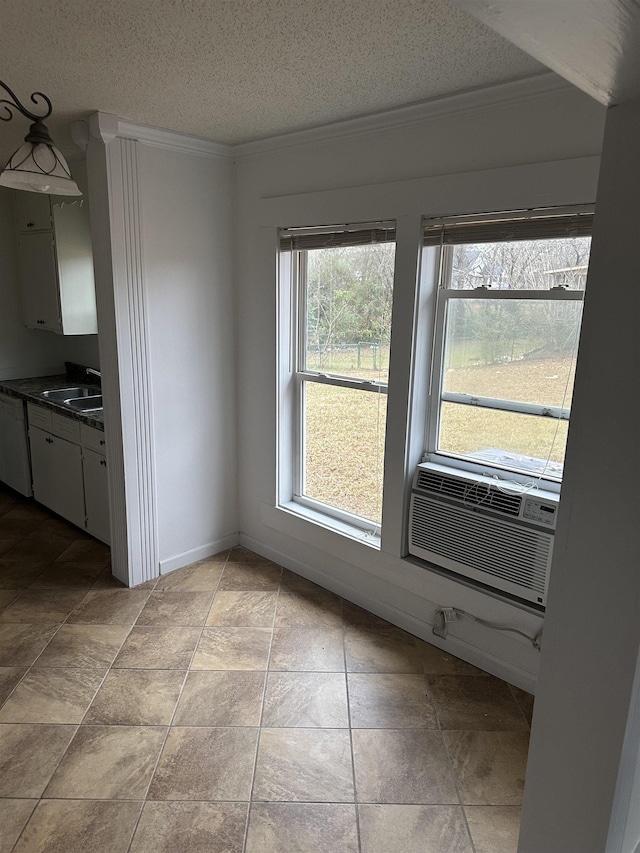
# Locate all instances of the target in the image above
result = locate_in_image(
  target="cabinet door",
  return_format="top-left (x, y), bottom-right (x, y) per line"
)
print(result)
top-left (0, 397), bottom-right (32, 497)
top-left (83, 448), bottom-right (110, 544)
top-left (52, 199), bottom-right (97, 335)
top-left (17, 233), bottom-right (61, 332)
top-left (14, 192), bottom-right (52, 232)
top-left (29, 426), bottom-right (85, 528)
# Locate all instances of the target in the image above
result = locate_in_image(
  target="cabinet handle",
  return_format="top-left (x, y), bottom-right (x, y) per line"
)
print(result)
top-left (26, 222), bottom-right (34, 228)
top-left (100, 459), bottom-right (107, 467)
top-left (37, 319), bottom-right (45, 325)
top-left (45, 437), bottom-right (53, 444)
top-left (99, 440), bottom-right (105, 446)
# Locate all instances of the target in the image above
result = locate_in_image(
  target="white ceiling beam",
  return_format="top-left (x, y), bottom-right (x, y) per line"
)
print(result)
top-left (450, 0), bottom-right (640, 105)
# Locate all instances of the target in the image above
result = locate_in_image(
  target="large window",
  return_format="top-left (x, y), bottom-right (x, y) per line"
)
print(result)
top-left (424, 209), bottom-right (592, 482)
top-left (280, 223), bottom-right (396, 531)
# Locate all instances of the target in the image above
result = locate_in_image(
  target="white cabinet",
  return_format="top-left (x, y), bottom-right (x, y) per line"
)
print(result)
top-left (0, 393), bottom-right (32, 496)
top-left (14, 192), bottom-right (52, 232)
top-left (83, 448), bottom-right (110, 543)
top-left (15, 192), bottom-right (97, 336)
top-left (80, 423), bottom-right (110, 544)
top-left (27, 406), bottom-right (110, 543)
top-left (30, 425), bottom-right (86, 529)
top-left (17, 233), bottom-right (61, 331)
top-left (80, 422), bottom-right (107, 453)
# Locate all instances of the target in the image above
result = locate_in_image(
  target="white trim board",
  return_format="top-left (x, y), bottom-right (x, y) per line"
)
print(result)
top-left (90, 112), bottom-right (234, 160)
top-left (87, 73), bottom-right (578, 164)
top-left (258, 156), bottom-right (601, 224)
top-left (159, 532), bottom-right (240, 575)
top-left (87, 123), bottom-right (160, 587)
top-left (260, 501), bottom-right (542, 629)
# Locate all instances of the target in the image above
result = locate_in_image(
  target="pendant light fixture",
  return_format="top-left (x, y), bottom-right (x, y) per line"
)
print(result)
top-left (0, 80), bottom-right (81, 196)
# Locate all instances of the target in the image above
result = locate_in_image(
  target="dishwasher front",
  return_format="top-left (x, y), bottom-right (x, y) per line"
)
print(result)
top-left (0, 392), bottom-right (32, 496)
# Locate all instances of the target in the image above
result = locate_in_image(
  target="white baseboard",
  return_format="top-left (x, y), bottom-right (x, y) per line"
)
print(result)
top-left (240, 531), bottom-right (537, 694)
top-left (160, 532), bottom-right (240, 575)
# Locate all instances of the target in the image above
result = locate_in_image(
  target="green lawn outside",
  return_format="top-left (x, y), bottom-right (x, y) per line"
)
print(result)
top-left (302, 353), bottom-right (573, 523)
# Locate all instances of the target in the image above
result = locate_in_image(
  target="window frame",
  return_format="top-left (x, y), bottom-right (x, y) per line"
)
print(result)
top-left (282, 224), bottom-right (396, 534)
top-left (424, 210), bottom-right (592, 486)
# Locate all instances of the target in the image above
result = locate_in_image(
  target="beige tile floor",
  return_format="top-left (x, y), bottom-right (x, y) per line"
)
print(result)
top-left (0, 482), bottom-right (533, 853)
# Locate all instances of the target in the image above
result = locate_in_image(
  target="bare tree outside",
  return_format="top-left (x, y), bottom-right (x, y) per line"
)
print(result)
top-left (440, 236), bottom-right (590, 475)
top-left (301, 243), bottom-right (394, 523)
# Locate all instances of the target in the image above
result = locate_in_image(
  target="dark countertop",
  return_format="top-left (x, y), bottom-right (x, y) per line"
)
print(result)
top-left (0, 374), bottom-right (105, 431)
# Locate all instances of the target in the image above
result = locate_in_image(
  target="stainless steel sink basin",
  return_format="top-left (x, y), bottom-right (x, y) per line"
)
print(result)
top-left (40, 386), bottom-right (103, 412)
top-left (41, 386), bottom-right (100, 403)
top-left (65, 395), bottom-right (103, 412)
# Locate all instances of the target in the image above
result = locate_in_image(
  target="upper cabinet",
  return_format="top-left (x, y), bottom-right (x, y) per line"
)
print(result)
top-left (14, 191), bottom-right (98, 335)
top-left (14, 192), bottom-right (53, 232)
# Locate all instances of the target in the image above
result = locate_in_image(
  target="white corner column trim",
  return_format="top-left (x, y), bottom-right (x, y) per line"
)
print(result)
top-left (518, 96), bottom-right (640, 853)
top-left (87, 112), bottom-right (159, 586)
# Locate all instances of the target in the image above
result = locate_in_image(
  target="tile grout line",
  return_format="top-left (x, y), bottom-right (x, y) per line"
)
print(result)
top-left (124, 549), bottom-right (232, 853)
top-left (413, 633), bottom-right (479, 853)
top-left (507, 680), bottom-right (534, 729)
top-left (7, 798), bottom-right (39, 853)
top-left (243, 563), bottom-right (283, 853)
top-left (6, 723), bottom-right (82, 853)
top-left (0, 620), bottom-right (64, 707)
top-left (341, 600), bottom-right (362, 853)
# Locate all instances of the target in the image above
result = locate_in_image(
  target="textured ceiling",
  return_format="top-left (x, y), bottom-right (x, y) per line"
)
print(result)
top-left (1, 0), bottom-right (543, 159)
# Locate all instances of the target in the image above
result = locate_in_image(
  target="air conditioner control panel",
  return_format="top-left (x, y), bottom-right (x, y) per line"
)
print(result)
top-left (523, 497), bottom-right (557, 528)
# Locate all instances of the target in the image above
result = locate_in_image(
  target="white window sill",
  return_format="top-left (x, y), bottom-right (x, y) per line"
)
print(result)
top-left (277, 500), bottom-right (381, 550)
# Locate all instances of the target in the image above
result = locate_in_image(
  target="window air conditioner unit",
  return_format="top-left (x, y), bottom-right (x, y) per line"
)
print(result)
top-left (409, 461), bottom-right (559, 607)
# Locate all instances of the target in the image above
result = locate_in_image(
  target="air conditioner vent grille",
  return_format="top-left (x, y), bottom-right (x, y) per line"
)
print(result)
top-left (410, 494), bottom-right (550, 598)
top-left (415, 469), bottom-right (522, 517)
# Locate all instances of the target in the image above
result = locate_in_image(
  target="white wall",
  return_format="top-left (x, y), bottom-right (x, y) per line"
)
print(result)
top-left (87, 119), bottom-right (238, 585)
top-left (234, 76), bottom-right (606, 689)
top-left (59, 334), bottom-right (100, 371)
top-left (139, 144), bottom-right (237, 569)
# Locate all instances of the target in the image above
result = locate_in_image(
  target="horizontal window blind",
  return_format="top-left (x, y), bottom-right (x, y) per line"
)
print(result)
top-left (280, 221), bottom-right (396, 251)
top-left (423, 207), bottom-right (594, 247)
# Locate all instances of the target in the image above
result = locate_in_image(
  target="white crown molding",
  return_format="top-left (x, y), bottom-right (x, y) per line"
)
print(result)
top-left (86, 73), bottom-right (575, 163)
top-left (234, 72), bottom-right (574, 159)
top-left (89, 111), bottom-right (234, 159)
top-left (89, 112), bottom-right (120, 144)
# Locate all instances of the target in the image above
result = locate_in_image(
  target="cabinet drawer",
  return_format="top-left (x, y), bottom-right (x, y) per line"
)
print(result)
top-left (51, 412), bottom-right (81, 443)
top-left (80, 423), bottom-right (106, 454)
top-left (27, 403), bottom-right (53, 432)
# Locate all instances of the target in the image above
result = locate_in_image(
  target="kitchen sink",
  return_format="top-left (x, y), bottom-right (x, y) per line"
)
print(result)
top-left (65, 395), bottom-right (103, 412)
top-left (41, 386), bottom-right (100, 403)
top-left (40, 386), bottom-right (103, 412)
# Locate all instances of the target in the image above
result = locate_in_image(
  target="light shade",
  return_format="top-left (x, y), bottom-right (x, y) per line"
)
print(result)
top-left (0, 120), bottom-right (81, 196)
